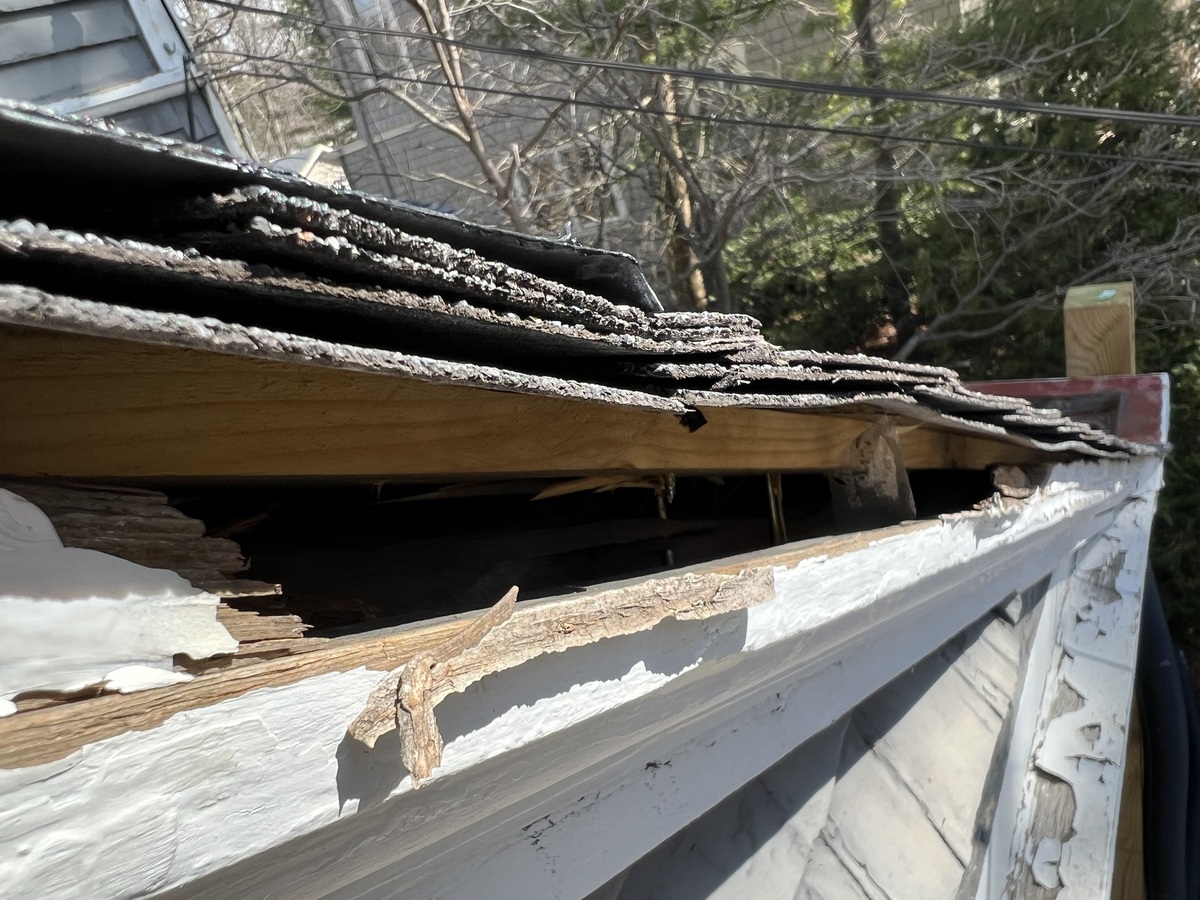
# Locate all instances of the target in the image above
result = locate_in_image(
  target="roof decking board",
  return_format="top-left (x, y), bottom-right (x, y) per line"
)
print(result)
top-left (0, 313), bottom-right (1056, 480)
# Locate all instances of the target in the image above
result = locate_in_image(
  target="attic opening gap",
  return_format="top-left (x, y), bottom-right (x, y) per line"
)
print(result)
top-left (171, 468), bottom-right (994, 639)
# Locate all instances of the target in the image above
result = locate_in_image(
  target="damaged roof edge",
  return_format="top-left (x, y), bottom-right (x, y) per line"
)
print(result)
top-left (0, 285), bottom-right (1156, 461)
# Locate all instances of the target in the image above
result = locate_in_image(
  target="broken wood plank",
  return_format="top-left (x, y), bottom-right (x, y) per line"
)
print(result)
top-left (215, 604), bottom-right (310, 644)
top-left (0, 326), bottom-right (1044, 479)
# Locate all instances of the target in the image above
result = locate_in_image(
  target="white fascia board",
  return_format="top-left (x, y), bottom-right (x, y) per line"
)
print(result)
top-left (978, 458), bottom-right (1161, 899)
top-left (0, 457), bottom-right (1161, 899)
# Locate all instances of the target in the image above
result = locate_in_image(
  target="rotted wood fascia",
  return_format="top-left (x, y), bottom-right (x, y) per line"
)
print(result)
top-left (0, 560), bottom-right (778, 769)
top-left (0, 479), bottom-right (302, 647)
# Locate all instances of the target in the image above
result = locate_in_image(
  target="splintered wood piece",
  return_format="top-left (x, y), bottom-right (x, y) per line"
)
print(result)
top-left (829, 419), bottom-right (917, 531)
top-left (396, 654), bottom-right (440, 787)
top-left (215, 605), bottom-right (310, 643)
top-left (349, 587), bottom-right (518, 755)
top-left (348, 568), bottom-right (773, 786)
top-left (532, 474), bottom-right (665, 500)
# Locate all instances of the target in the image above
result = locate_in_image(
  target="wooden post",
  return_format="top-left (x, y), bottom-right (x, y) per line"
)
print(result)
top-left (1062, 282), bottom-right (1141, 898)
top-left (1064, 282), bottom-right (1136, 377)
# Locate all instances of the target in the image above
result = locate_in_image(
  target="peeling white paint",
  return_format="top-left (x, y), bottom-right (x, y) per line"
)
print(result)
top-left (1031, 838), bottom-right (1062, 889)
top-left (1040, 490), bottom-right (1156, 898)
top-left (745, 459), bottom-right (1134, 654)
top-left (0, 489), bottom-right (236, 701)
top-left (979, 459), bottom-right (1161, 900)
top-left (0, 458), bottom-right (1160, 899)
top-left (1, 670), bottom-right (383, 899)
top-left (102, 666), bottom-right (194, 693)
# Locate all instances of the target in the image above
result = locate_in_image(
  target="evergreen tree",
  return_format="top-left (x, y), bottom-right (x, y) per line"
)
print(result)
top-left (730, 0), bottom-right (1200, 631)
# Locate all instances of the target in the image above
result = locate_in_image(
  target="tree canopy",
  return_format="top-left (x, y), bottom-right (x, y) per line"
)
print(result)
top-left (183, 0), bottom-right (1200, 634)
top-left (729, 0), bottom-right (1200, 630)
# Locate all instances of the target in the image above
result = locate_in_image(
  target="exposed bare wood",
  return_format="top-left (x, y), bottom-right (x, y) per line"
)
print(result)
top-left (0, 477), bottom-right (297, 644)
top-left (198, 579), bottom-right (283, 599)
top-left (1064, 282), bottom-right (1136, 378)
top-left (1113, 697), bottom-right (1145, 900)
top-left (0, 478), bottom-right (251, 586)
top-left (1012, 682), bottom-right (1084, 897)
top-left (400, 588), bottom-right (517, 785)
top-left (829, 419), bottom-right (917, 531)
top-left (350, 587), bottom-right (519, 755)
top-left (0, 327), bottom-right (1045, 480)
top-left (531, 474), bottom-right (667, 501)
top-left (349, 568), bottom-right (773, 785)
top-left (0, 616), bottom-right (468, 769)
top-left (215, 604), bottom-right (310, 643)
top-left (180, 638), bottom-right (332, 674)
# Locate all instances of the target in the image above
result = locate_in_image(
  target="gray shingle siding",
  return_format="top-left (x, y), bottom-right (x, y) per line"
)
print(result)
top-left (0, 0), bottom-right (240, 154)
top-left (336, 0), bottom-right (970, 256)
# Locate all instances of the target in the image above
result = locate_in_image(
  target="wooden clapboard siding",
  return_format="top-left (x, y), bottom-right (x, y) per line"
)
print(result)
top-left (0, 37), bottom-right (156, 105)
top-left (0, 0), bottom-right (139, 67)
top-left (0, 326), bottom-right (1042, 479)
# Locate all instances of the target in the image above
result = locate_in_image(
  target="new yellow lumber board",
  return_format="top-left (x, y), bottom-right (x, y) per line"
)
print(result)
top-left (0, 326), bottom-right (1041, 478)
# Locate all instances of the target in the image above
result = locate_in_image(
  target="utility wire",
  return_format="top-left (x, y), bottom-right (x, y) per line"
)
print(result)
top-left (217, 50), bottom-right (1200, 171)
top-left (197, 0), bottom-right (1200, 130)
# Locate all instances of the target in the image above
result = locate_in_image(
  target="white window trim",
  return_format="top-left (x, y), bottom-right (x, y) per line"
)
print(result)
top-left (49, 70), bottom-right (184, 117)
top-left (126, 0), bottom-right (187, 74)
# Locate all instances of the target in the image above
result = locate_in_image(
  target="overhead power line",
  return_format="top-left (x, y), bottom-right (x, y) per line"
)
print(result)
top-left (213, 50), bottom-right (1200, 172)
top-left (196, 0), bottom-right (1200, 130)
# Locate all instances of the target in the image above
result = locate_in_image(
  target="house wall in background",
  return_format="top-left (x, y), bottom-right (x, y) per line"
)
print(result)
top-left (0, 0), bottom-right (241, 151)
